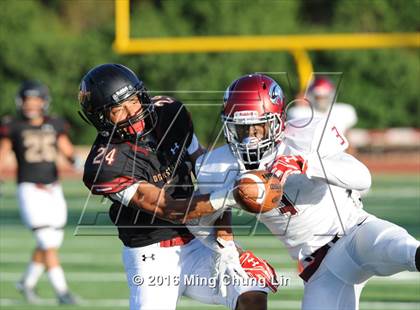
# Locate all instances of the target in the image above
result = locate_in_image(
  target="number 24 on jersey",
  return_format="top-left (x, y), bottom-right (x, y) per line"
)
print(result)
top-left (93, 147), bottom-right (116, 165)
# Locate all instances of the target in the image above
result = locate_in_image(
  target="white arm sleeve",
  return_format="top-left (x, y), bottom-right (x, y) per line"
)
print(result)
top-left (108, 182), bottom-right (141, 206)
top-left (306, 152), bottom-right (371, 191)
top-left (187, 134), bottom-right (200, 155)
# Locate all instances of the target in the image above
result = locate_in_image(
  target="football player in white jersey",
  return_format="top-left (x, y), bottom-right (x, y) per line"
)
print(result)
top-left (287, 76), bottom-right (357, 135)
top-left (194, 74), bottom-right (419, 310)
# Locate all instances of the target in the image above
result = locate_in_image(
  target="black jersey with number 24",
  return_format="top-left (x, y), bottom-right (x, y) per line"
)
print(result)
top-left (83, 99), bottom-right (195, 248)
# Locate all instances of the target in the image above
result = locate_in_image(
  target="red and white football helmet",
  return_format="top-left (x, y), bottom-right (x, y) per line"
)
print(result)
top-left (222, 74), bottom-right (286, 165)
top-left (307, 76), bottom-right (336, 112)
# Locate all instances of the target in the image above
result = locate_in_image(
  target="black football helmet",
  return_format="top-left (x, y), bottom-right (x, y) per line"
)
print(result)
top-left (78, 64), bottom-right (157, 140)
top-left (16, 80), bottom-right (50, 115)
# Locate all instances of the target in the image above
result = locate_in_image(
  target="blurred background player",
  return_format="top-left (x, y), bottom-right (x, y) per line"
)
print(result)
top-left (287, 76), bottom-right (358, 136)
top-left (0, 81), bottom-right (77, 304)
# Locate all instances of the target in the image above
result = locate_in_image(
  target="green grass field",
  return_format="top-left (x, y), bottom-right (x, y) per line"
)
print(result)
top-left (1, 174), bottom-right (419, 309)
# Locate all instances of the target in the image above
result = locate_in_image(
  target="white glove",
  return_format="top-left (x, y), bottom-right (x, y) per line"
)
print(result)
top-left (209, 183), bottom-right (239, 211)
top-left (211, 237), bottom-right (249, 298)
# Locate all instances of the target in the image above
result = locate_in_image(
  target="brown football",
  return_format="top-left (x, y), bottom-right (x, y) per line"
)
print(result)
top-left (233, 170), bottom-right (283, 213)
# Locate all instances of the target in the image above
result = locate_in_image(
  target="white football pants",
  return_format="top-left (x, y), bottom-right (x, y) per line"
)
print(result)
top-left (302, 216), bottom-right (419, 310)
top-left (122, 238), bottom-right (267, 310)
top-left (17, 182), bottom-right (67, 249)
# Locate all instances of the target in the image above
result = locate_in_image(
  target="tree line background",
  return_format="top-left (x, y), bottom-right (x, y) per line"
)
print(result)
top-left (0, 0), bottom-right (418, 145)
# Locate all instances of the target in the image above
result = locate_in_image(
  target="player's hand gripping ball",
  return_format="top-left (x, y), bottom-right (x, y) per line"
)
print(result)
top-left (233, 170), bottom-right (283, 213)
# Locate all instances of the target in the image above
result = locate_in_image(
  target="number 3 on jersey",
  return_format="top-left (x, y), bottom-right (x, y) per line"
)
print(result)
top-left (93, 147), bottom-right (116, 165)
top-left (331, 126), bottom-right (346, 145)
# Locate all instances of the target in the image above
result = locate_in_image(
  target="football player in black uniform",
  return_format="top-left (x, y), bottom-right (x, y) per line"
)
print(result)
top-left (0, 81), bottom-right (77, 304)
top-left (79, 64), bottom-right (273, 310)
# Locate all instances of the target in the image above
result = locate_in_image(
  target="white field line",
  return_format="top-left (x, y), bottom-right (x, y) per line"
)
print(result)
top-left (366, 188), bottom-right (419, 198)
top-left (0, 298), bottom-right (128, 308)
top-left (0, 237), bottom-right (286, 248)
top-left (0, 270), bottom-right (418, 288)
top-left (0, 239), bottom-right (121, 248)
top-left (2, 253), bottom-right (418, 277)
top-left (0, 252), bottom-right (290, 263)
top-left (0, 253), bottom-right (123, 263)
top-left (0, 253), bottom-right (295, 265)
top-left (0, 241), bottom-right (286, 251)
top-left (0, 298), bottom-right (419, 309)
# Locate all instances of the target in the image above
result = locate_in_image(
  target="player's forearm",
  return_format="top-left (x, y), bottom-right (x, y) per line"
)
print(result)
top-left (0, 150), bottom-right (6, 174)
top-left (163, 186), bottom-right (239, 222)
top-left (163, 194), bottom-right (217, 222)
top-left (0, 138), bottom-right (12, 177)
top-left (215, 210), bottom-right (234, 241)
top-left (123, 181), bottom-right (235, 223)
top-left (57, 135), bottom-right (75, 163)
top-left (306, 152), bottom-right (371, 191)
top-left (127, 183), bottom-right (216, 222)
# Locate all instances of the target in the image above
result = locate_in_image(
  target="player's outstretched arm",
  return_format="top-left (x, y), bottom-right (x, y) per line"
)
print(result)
top-left (215, 209), bottom-right (234, 242)
top-left (306, 121), bottom-right (371, 190)
top-left (57, 134), bottom-right (76, 165)
top-left (305, 152), bottom-right (372, 191)
top-left (117, 181), bottom-right (236, 222)
top-left (0, 138), bottom-right (12, 178)
top-left (270, 152), bottom-right (371, 192)
top-left (128, 181), bottom-right (214, 220)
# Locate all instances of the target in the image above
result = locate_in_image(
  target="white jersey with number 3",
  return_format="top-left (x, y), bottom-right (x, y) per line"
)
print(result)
top-left (196, 117), bottom-right (371, 260)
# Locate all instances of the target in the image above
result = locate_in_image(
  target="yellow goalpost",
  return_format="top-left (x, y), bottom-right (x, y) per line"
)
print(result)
top-left (113, 0), bottom-right (419, 90)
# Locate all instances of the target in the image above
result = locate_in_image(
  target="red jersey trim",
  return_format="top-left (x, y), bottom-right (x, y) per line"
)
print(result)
top-left (88, 176), bottom-right (137, 194)
top-left (124, 142), bottom-right (149, 156)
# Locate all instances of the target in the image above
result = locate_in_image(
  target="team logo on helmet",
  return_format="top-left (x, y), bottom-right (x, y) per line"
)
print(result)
top-left (233, 110), bottom-right (259, 123)
top-left (78, 81), bottom-right (91, 104)
top-left (223, 86), bottom-right (231, 105)
top-left (112, 85), bottom-right (134, 102)
top-left (269, 83), bottom-right (283, 104)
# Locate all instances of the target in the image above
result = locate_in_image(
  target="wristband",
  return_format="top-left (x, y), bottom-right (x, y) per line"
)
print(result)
top-left (209, 188), bottom-right (236, 211)
top-left (216, 237), bottom-right (236, 249)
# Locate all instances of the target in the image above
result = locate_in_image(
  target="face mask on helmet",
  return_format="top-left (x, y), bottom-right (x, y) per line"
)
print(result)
top-left (106, 93), bottom-right (157, 140)
top-left (223, 112), bottom-right (283, 165)
top-left (221, 74), bottom-right (285, 166)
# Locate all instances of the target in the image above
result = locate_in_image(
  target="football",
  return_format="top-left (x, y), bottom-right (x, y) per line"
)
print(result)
top-left (233, 170), bottom-right (283, 213)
